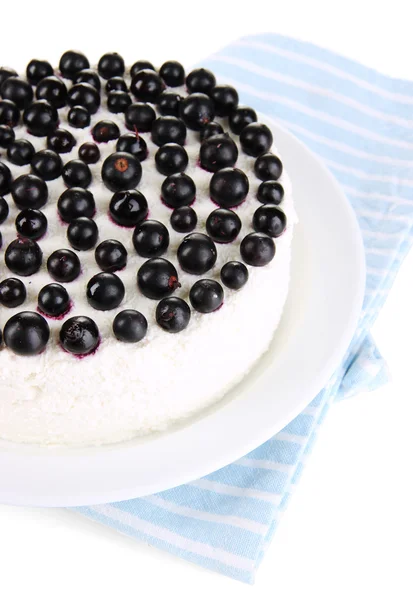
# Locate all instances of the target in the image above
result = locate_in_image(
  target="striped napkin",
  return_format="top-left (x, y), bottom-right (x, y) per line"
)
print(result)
top-left (75, 34), bottom-right (413, 583)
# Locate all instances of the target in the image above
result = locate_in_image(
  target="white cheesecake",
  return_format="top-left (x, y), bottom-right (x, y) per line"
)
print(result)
top-left (0, 54), bottom-right (296, 446)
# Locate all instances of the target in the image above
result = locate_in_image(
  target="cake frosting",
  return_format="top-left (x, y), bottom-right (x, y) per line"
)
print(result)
top-left (0, 59), bottom-right (296, 446)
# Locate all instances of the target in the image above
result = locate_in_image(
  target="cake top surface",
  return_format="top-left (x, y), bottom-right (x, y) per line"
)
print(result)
top-left (0, 52), bottom-right (289, 359)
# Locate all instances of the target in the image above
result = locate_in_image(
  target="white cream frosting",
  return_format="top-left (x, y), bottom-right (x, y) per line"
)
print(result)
top-left (0, 77), bottom-right (296, 446)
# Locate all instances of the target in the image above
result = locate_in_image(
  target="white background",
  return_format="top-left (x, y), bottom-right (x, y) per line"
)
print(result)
top-left (1, 1), bottom-right (412, 598)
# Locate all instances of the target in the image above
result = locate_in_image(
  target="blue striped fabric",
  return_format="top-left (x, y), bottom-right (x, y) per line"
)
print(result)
top-left (74, 34), bottom-right (413, 583)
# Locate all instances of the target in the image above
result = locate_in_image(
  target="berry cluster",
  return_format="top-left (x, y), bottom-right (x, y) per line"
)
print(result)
top-left (0, 53), bottom-right (287, 357)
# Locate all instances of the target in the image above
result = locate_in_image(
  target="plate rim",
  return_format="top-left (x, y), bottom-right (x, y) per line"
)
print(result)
top-left (0, 118), bottom-right (366, 507)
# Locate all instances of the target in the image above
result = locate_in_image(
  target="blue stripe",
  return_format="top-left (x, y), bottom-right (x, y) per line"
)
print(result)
top-left (206, 464), bottom-right (288, 494)
top-left (157, 487), bottom-right (275, 524)
top-left (365, 252), bottom-right (398, 270)
top-left (282, 414), bottom-right (314, 436)
top-left (246, 439), bottom-right (303, 465)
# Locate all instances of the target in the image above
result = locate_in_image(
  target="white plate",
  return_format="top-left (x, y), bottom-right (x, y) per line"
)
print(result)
top-left (0, 120), bottom-right (365, 507)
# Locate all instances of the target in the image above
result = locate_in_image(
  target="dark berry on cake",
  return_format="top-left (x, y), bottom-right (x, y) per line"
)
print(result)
top-left (95, 239), bottom-right (127, 272)
top-left (36, 76), bottom-right (68, 108)
top-left (26, 59), bottom-right (53, 85)
top-left (59, 315), bottom-right (99, 356)
top-left (15, 209), bottom-right (48, 240)
top-left (47, 249), bottom-right (81, 282)
top-left (101, 152), bottom-right (142, 192)
top-left (78, 142), bottom-right (100, 164)
top-left (210, 85), bottom-right (239, 117)
top-left (31, 149), bottom-right (63, 181)
top-left (86, 272), bottom-right (125, 311)
top-left (186, 68), bottom-right (216, 94)
top-left (158, 91), bottom-right (182, 117)
top-left (47, 129), bottom-right (76, 154)
top-left (116, 133), bottom-right (147, 161)
top-left (5, 238), bottom-right (43, 276)
top-left (130, 61), bottom-right (156, 78)
top-left (38, 283), bottom-right (70, 317)
top-left (170, 206), bottom-right (197, 233)
top-left (68, 83), bottom-right (100, 115)
top-left (0, 124), bottom-right (15, 148)
top-left (125, 102), bottom-right (156, 132)
top-left (113, 309), bottom-right (148, 343)
top-left (130, 69), bottom-right (165, 103)
top-left (161, 173), bottom-right (196, 208)
top-left (155, 143), bottom-right (188, 176)
top-left (23, 81), bottom-right (44, 128)
top-left (253, 205), bottom-right (287, 238)
top-left (0, 278), bottom-right (27, 308)
top-left (200, 133), bottom-right (238, 172)
top-left (180, 93), bottom-right (215, 131)
top-left (220, 261), bottom-right (249, 290)
top-left (68, 105), bottom-right (90, 128)
top-left (137, 258), bottom-right (180, 300)
top-left (200, 121), bottom-right (224, 141)
top-left (62, 159), bottom-right (92, 188)
top-left (91, 120), bottom-right (121, 143)
top-left (209, 167), bottom-right (249, 208)
top-left (159, 61), bottom-right (185, 87)
top-left (257, 181), bottom-right (284, 205)
top-left (0, 67), bottom-right (18, 88)
top-left (7, 139), bottom-right (35, 166)
top-left (240, 123), bottom-right (273, 157)
top-left (0, 99), bottom-right (20, 127)
top-left (156, 297), bottom-right (190, 333)
top-left (133, 220), bottom-right (170, 258)
top-left (151, 115), bottom-right (187, 147)
top-left (0, 196), bottom-right (9, 223)
top-left (0, 162), bottom-right (12, 195)
top-left (98, 53), bottom-right (125, 79)
top-left (105, 77), bottom-right (128, 93)
top-left (109, 189), bottom-right (148, 227)
top-left (67, 217), bottom-right (99, 251)
top-left (177, 233), bottom-right (217, 275)
top-left (254, 153), bottom-right (283, 181)
top-left (11, 174), bottom-right (48, 210)
top-left (58, 187), bottom-right (95, 222)
top-left (240, 232), bottom-right (276, 266)
top-left (107, 91), bottom-right (132, 113)
top-left (0, 76), bottom-right (33, 110)
top-left (59, 50), bottom-right (90, 80)
top-left (74, 68), bottom-right (101, 90)
top-left (229, 106), bottom-right (257, 135)
top-left (189, 279), bottom-right (224, 313)
top-left (206, 208), bottom-right (241, 243)
top-left (3, 311), bottom-right (50, 356)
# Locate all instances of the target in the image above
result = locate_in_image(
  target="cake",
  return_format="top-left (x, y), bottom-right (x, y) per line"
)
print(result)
top-left (0, 53), bottom-right (296, 446)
